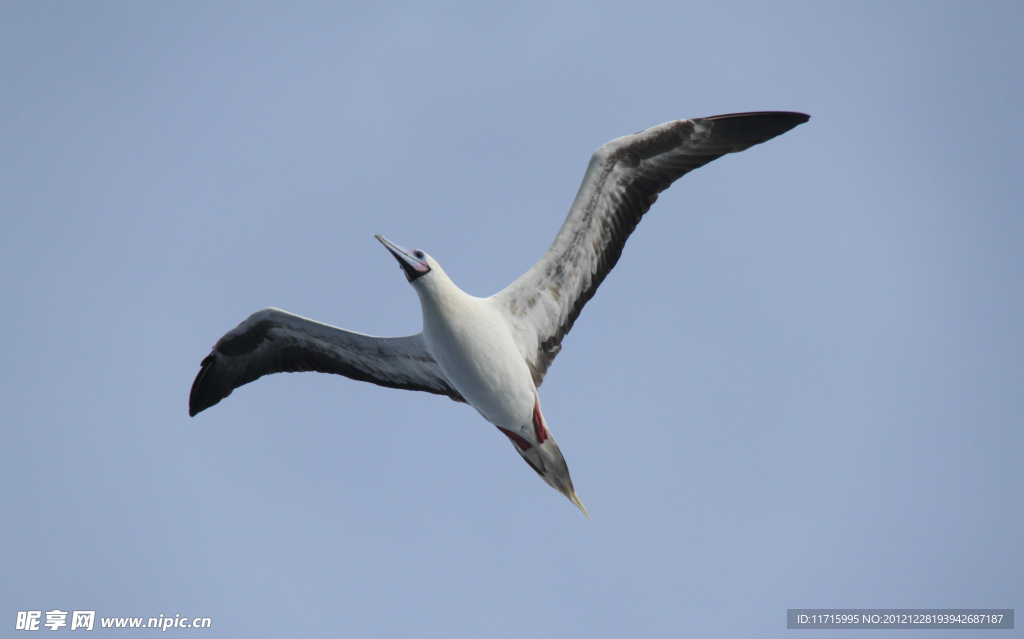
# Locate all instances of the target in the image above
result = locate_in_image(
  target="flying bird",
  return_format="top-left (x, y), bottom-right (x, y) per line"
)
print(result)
top-left (189, 111), bottom-right (809, 516)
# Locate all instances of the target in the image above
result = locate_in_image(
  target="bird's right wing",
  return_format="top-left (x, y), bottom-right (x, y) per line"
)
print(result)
top-left (189, 308), bottom-right (464, 416)
top-left (492, 112), bottom-right (809, 386)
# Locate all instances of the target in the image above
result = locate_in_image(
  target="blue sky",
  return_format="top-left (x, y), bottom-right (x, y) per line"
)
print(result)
top-left (2, 2), bottom-right (1021, 637)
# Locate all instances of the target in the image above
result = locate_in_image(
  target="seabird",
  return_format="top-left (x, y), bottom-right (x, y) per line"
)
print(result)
top-left (190, 111), bottom-right (809, 516)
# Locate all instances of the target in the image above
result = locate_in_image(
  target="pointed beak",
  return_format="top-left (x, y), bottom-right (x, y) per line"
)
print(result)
top-left (375, 234), bottom-right (430, 282)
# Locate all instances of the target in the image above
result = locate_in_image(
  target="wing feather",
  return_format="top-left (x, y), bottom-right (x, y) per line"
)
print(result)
top-left (189, 308), bottom-right (463, 416)
top-left (492, 111), bottom-right (809, 385)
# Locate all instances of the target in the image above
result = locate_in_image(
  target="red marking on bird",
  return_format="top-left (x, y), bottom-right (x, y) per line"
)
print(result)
top-left (532, 396), bottom-right (549, 444)
top-left (496, 425), bottom-right (532, 451)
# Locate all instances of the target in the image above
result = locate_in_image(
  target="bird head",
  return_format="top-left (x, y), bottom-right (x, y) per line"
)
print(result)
top-left (375, 235), bottom-right (432, 283)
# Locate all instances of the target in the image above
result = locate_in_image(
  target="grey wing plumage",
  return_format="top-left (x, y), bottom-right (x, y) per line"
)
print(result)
top-left (189, 308), bottom-right (464, 416)
top-left (492, 111), bottom-right (809, 386)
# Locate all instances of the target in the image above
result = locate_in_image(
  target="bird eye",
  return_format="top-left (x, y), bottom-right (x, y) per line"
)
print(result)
top-left (414, 250), bottom-right (424, 259)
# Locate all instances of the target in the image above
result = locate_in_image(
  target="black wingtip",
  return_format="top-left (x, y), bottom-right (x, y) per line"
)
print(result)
top-left (703, 111), bottom-right (810, 144)
top-left (706, 111), bottom-right (810, 125)
top-left (188, 399), bottom-right (205, 417)
top-left (188, 354), bottom-right (221, 417)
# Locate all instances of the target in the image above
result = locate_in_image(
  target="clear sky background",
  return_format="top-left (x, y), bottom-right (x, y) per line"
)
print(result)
top-left (2, 2), bottom-right (1021, 637)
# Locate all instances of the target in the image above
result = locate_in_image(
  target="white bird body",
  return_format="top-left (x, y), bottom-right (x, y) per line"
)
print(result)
top-left (416, 261), bottom-right (533, 429)
top-left (408, 256), bottom-right (582, 509)
top-left (189, 112), bottom-right (809, 516)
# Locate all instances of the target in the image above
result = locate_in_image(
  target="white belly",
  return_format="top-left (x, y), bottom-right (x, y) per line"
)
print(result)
top-left (423, 297), bottom-right (535, 428)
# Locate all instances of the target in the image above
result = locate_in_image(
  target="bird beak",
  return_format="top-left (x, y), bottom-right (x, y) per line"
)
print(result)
top-left (375, 235), bottom-right (430, 282)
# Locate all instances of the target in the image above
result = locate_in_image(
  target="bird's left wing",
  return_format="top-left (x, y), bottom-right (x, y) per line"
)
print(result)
top-left (189, 308), bottom-right (464, 416)
top-left (491, 112), bottom-right (809, 386)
